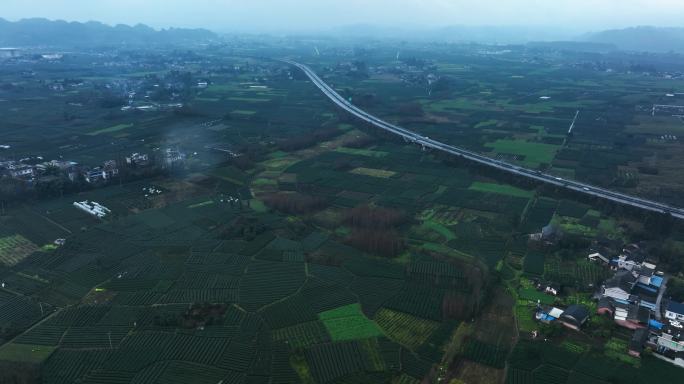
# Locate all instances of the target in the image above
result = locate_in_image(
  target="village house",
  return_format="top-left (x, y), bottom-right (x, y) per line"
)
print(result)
top-left (634, 283), bottom-right (658, 311)
top-left (8, 164), bottom-right (36, 179)
top-left (126, 153), bottom-right (149, 167)
top-left (652, 326), bottom-right (684, 357)
top-left (165, 148), bottom-right (186, 166)
top-left (613, 301), bottom-right (650, 330)
top-left (45, 159), bottom-right (77, 171)
top-left (535, 306), bottom-right (565, 324)
top-left (665, 301), bottom-right (684, 327)
top-left (84, 160), bottom-right (119, 183)
top-left (558, 304), bottom-right (590, 331)
top-left (611, 254), bottom-right (643, 271)
top-left (602, 271), bottom-right (637, 301)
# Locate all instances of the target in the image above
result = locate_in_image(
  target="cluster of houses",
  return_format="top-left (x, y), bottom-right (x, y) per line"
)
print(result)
top-left (591, 243), bottom-right (684, 367)
top-left (1, 147), bottom-right (187, 186)
top-left (125, 153), bottom-right (150, 167)
top-left (535, 304), bottom-right (591, 331)
top-left (0, 157), bottom-right (116, 184)
top-left (0, 158), bottom-right (75, 180)
top-left (83, 160), bottom-right (119, 183)
top-left (530, 242), bottom-right (684, 368)
top-left (163, 148), bottom-right (186, 167)
top-left (533, 283), bottom-right (591, 332)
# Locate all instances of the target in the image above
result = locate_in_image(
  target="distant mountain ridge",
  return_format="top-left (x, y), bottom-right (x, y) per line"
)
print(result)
top-left (582, 26), bottom-right (684, 53)
top-left (0, 18), bottom-right (217, 47)
top-left (326, 24), bottom-right (578, 44)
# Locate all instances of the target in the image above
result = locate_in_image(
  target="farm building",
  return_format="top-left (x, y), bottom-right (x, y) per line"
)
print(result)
top-left (588, 252), bottom-right (609, 264)
top-left (73, 201), bottom-right (111, 218)
top-left (535, 306), bottom-right (564, 324)
top-left (559, 304), bottom-right (590, 330)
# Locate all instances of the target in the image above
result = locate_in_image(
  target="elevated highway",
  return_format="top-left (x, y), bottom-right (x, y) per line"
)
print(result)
top-left (284, 60), bottom-right (684, 220)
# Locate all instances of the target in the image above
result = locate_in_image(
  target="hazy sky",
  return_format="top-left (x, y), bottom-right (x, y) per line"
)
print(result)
top-left (2, 0), bottom-right (684, 32)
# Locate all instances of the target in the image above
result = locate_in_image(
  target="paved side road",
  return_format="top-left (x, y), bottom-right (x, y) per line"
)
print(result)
top-left (655, 276), bottom-right (669, 321)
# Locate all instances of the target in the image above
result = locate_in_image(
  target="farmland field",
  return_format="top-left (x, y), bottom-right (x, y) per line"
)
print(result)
top-left (0, 39), bottom-right (683, 384)
top-left (485, 140), bottom-right (558, 168)
top-left (0, 234), bottom-right (39, 266)
top-left (374, 309), bottom-right (440, 349)
top-left (318, 303), bottom-right (384, 342)
top-left (0, 343), bottom-right (56, 364)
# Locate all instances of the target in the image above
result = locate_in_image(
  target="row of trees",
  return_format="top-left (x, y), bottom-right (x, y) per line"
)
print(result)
top-left (343, 204), bottom-right (408, 229)
top-left (343, 204), bottom-right (409, 258)
top-left (277, 127), bottom-right (341, 152)
top-left (346, 230), bottom-right (404, 258)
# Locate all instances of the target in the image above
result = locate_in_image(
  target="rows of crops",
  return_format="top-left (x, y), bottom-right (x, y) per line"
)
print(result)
top-left (463, 338), bottom-right (508, 368)
top-left (506, 341), bottom-right (684, 384)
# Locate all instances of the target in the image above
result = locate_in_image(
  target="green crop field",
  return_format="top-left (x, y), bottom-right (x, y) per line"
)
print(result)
top-left (485, 140), bottom-right (558, 168)
top-left (374, 308), bottom-right (440, 349)
top-left (0, 343), bottom-right (56, 364)
top-left (319, 303), bottom-right (384, 342)
top-left (0, 41), bottom-right (683, 384)
top-left (469, 182), bottom-right (534, 198)
top-left (0, 234), bottom-right (38, 266)
top-left (518, 288), bottom-right (555, 305)
top-left (350, 167), bottom-right (397, 178)
top-left (335, 147), bottom-right (389, 158)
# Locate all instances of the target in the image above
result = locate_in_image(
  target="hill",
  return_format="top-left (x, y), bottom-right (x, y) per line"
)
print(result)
top-left (0, 18), bottom-right (217, 47)
top-left (583, 26), bottom-right (684, 53)
top-left (328, 24), bottom-right (577, 44)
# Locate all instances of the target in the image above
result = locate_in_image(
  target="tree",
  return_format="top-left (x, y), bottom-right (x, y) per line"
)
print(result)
top-left (0, 177), bottom-right (29, 202)
top-left (346, 229), bottom-right (405, 258)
